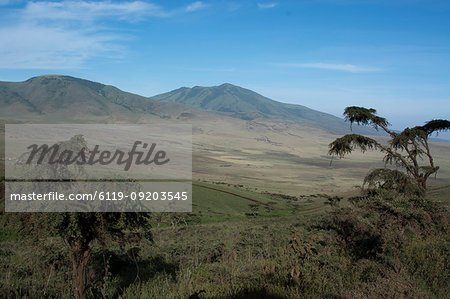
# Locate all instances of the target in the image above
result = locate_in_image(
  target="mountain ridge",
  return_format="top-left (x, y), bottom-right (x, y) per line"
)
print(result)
top-left (1, 75), bottom-right (376, 135)
top-left (151, 82), bottom-right (377, 135)
top-left (0, 75), bottom-right (197, 123)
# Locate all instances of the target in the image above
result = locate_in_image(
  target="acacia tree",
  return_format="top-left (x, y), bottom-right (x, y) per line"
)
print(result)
top-left (54, 212), bottom-right (150, 299)
top-left (16, 135), bottom-right (152, 299)
top-left (328, 106), bottom-right (450, 192)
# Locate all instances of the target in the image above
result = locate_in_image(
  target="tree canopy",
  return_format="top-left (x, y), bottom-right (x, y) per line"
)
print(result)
top-left (15, 135), bottom-right (152, 299)
top-left (329, 106), bottom-right (450, 191)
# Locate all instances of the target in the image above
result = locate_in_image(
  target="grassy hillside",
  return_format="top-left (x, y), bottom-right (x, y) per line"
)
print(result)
top-left (0, 75), bottom-right (196, 123)
top-left (1, 180), bottom-right (448, 298)
top-left (151, 83), bottom-right (378, 135)
top-left (190, 181), bottom-right (329, 223)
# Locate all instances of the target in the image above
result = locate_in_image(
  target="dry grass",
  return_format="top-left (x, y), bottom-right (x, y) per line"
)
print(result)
top-left (189, 117), bottom-right (450, 195)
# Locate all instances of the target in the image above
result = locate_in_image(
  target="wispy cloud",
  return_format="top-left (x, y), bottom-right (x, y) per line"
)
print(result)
top-left (0, 25), bottom-right (123, 69)
top-left (0, 1), bottom-right (205, 69)
top-left (258, 2), bottom-right (278, 9)
top-left (23, 1), bottom-right (171, 21)
top-left (279, 62), bottom-right (380, 73)
top-left (0, 0), bottom-right (24, 6)
top-left (186, 1), bottom-right (207, 12)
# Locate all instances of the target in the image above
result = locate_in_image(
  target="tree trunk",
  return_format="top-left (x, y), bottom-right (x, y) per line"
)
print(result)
top-left (417, 177), bottom-right (427, 190)
top-left (69, 241), bottom-right (91, 299)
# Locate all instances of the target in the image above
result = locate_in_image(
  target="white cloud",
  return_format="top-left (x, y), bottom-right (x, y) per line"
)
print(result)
top-left (23, 1), bottom-right (171, 22)
top-left (0, 25), bottom-right (123, 69)
top-left (0, 0), bottom-right (24, 6)
top-left (186, 1), bottom-right (207, 12)
top-left (0, 1), bottom-right (198, 69)
top-left (280, 62), bottom-right (380, 73)
top-left (258, 2), bottom-right (278, 9)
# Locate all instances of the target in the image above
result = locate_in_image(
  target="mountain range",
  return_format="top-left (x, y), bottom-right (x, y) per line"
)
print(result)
top-left (0, 75), bottom-right (377, 135)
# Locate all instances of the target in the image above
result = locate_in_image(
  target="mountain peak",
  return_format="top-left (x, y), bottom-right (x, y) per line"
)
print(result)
top-left (218, 83), bottom-right (236, 88)
top-left (21, 75), bottom-right (108, 95)
top-left (177, 83), bottom-right (241, 91)
top-left (26, 75), bottom-right (104, 86)
top-left (26, 75), bottom-right (80, 82)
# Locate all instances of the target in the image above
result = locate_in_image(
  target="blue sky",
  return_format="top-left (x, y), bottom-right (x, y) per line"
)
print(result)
top-left (0, 0), bottom-right (449, 136)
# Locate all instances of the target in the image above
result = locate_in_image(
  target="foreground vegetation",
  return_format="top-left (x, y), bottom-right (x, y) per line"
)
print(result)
top-left (1, 180), bottom-right (448, 298)
top-left (1, 111), bottom-right (448, 298)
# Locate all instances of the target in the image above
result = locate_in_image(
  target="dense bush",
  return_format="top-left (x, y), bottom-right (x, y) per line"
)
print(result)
top-left (289, 192), bottom-right (449, 297)
top-left (1, 186), bottom-right (448, 298)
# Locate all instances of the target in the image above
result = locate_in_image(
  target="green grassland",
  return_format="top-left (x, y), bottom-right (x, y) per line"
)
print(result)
top-left (190, 181), bottom-right (330, 223)
top-left (1, 179), bottom-right (448, 298)
top-left (0, 180), bottom-right (323, 297)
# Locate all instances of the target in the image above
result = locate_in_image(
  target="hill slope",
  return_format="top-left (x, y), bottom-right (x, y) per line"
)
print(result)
top-left (0, 75), bottom-right (194, 123)
top-left (151, 83), bottom-right (377, 134)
